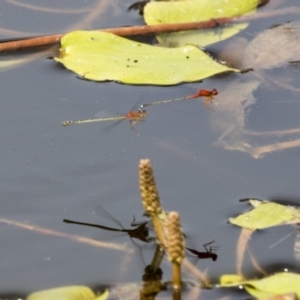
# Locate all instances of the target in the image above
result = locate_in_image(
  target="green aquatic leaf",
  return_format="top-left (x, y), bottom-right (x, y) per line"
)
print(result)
top-left (220, 274), bottom-right (244, 284)
top-left (55, 31), bottom-right (238, 85)
top-left (219, 272), bottom-right (300, 299)
top-left (144, 0), bottom-right (259, 47)
top-left (27, 286), bottom-right (109, 300)
top-left (229, 199), bottom-right (300, 230)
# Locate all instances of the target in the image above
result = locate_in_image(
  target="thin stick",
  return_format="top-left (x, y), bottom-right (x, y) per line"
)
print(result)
top-left (0, 217), bottom-right (128, 251)
top-left (0, 18), bottom-right (228, 52)
top-left (182, 258), bottom-right (210, 287)
top-left (269, 231), bottom-right (294, 249)
top-left (246, 246), bottom-right (267, 276)
top-left (1, 5), bottom-right (299, 52)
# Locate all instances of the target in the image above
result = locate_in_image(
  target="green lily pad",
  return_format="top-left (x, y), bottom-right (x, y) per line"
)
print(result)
top-left (144, 0), bottom-right (259, 47)
top-left (220, 274), bottom-right (244, 284)
top-left (55, 31), bottom-right (238, 85)
top-left (219, 272), bottom-right (300, 299)
top-left (27, 286), bottom-right (108, 300)
top-left (229, 199), bottom-right (300, 230)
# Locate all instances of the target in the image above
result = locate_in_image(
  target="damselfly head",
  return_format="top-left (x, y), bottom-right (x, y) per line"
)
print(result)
top-left (138, 105), bottom-right (145, 113)
top-left (139, 109), bottom-right (147, 117)
top-left (211, 88), bottom-right (218, 96)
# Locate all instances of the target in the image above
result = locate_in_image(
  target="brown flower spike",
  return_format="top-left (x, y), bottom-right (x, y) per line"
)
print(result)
top-left (139, 159), bottom-right (162, 216)
top-left (166, 211), bottom-right (185, 298)
top-left (166, 212), bottom-right (185, 265)
top-left (139, 159), bottom-right (167, 250)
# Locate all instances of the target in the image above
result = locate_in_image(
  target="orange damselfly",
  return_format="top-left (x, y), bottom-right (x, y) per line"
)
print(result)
top-left (62, 108), bottom-right (147, 131)
top-left (139, 88), bottom-right (218, 111)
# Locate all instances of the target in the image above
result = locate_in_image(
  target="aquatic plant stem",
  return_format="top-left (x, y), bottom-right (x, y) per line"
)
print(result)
top-left (172, 263), bottom-right (181, 300)
top-left (149, 245), bottom-right (165, 273)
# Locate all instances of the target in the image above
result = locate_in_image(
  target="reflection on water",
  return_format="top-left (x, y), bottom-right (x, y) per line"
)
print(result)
top-left (211, 79), bottom-right (300, 158)
top-left (186, 240), bottom-right (219, 262)
top-left (1, 0), bottom-right (300, 297)
top-left (63, 217), bottom-right (151, 243)
top-left (212, 22), bottom-right (300, 158)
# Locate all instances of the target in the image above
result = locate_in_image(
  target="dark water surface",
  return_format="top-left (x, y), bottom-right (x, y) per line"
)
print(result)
top-left (0, 0), bottom-right (300, 298)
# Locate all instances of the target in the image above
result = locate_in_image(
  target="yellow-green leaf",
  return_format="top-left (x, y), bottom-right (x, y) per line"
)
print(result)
top-left (27, 286), bottom-right (109, 300)
top-left (55, 31), bottom-right (238, 85)
top-left (219, 272), bottom-right (300, 299)
top-left (220, 274), bottom-right (244, 285)
top-left (144, 0), bottom-right (259, 47)
top-left (229, 199), bottom-right (300, 230)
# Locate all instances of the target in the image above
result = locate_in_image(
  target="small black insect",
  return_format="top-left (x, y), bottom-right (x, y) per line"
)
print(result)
top-left (186, 240), bottom-right (219, 261)
top-left (63, 215), bottom-right (151, 243)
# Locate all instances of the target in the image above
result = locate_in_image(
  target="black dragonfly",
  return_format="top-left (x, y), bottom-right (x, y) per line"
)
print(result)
top-left (63, 215), bottom-right (151, 243)
top-left (186, 240), bottom-right (219, 262)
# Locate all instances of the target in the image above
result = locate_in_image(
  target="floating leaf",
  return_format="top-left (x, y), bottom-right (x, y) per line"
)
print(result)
top-left (144, 0), bottom-right (259, 47)
top-left (55, 31), bottom-right (238, 85)
top-left (220, 274), bottom-right (244, 284)
top-left (242, 21), bottom-right (300, 70)
top-left (27, 286), bottom-right (109, 300)
top-left (219, 272), bottom-right (300, 299)
top-left (229, 199), bottom-right (300, 230)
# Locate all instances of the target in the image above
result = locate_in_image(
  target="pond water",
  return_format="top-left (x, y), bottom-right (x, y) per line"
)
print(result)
top-left (0, 0), bottom-right (300, 298)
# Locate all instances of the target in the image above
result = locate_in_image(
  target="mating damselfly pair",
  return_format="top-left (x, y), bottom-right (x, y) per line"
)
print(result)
top-left (62, 88), bottom-right (218, 131)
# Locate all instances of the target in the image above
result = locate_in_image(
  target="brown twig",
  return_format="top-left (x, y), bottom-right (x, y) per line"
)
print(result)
top-left (0, 217), bottom-right (128, 251)
top-left (0, 18), bottom-right (229, 52)
top-left (0, 6), bottom-right (299, 53)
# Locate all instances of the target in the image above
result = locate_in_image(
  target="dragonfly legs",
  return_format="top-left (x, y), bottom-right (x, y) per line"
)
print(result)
top-left (203, 240), bottom-right (219, 254)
